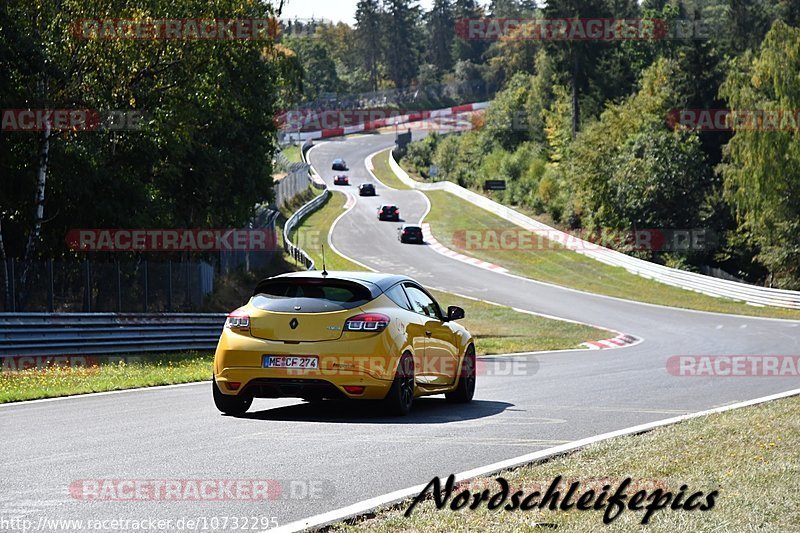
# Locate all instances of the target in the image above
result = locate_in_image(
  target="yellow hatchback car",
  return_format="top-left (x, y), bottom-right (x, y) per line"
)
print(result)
top-left (213, 271), bottom-right (475, 416)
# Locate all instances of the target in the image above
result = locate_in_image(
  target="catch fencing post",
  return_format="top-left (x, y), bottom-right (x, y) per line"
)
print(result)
top-left (83, 259), bottom-right (91, 312)
top-left (9, 260), bottom-right (16, 312)
top-left (47, 259), bottom-right (54, 312)
top-left (167, 260), bottom-right (173, 312)
top-left (116, 260), bottom-right (122, 312)
top-left (143, 259), bottom-right (149, 313)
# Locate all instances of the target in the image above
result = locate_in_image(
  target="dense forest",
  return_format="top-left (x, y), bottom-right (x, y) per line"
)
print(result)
top-left (0, 0), bottom-right (303, 268)
top-left (288, 0), bottom-right (798, 289)
top-left (2, 0), bottom-right (800, 290)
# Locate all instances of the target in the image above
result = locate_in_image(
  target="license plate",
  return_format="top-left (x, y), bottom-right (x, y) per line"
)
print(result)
top-left (263, 356), bottom-right (319, 369)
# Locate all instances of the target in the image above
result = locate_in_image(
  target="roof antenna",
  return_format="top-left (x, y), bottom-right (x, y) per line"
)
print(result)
top-left (321, 245), bottom-right (328, 276)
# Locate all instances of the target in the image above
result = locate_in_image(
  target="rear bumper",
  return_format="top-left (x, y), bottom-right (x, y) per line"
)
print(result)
top-left (214, 329), bottom-right (399, 400)
top-left (241, 378), bottom-right (346, 400)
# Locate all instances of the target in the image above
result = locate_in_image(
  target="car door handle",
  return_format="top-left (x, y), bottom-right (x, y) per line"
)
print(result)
top-left (425, 331), bottom-right (432, 336)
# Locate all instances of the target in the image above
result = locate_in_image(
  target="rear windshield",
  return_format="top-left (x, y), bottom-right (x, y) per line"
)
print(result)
top-left (252, 278), bottom-right (374, 313)
top-left (405, 227), bottom-right (421, 233)
top-left (382, 206), bottom-right (396, 211)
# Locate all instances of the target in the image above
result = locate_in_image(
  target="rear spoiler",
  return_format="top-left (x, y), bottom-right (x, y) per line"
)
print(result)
top-left (252, 276), bottom-right (382, 300)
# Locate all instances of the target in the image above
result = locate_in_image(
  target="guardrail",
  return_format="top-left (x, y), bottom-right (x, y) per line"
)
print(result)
top-left (388, 151), bottom-right (800, 310)
top-left (0, 313), bottom-right (225, 357)
top-left (283, 189), bottom-right (330, 271)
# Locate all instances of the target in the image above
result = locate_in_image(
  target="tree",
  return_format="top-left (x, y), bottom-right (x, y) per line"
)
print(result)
top-left (718, 21), bottom-right (800, 287)
top-left (488, 0), bottom-right (533, 17)
top-left (543, 0), bottom-right (639, 137)
top-left (355, 0), bottom-right (383, 91)
top-left (451, 0), bottom-right (487, 65)
top-left (284, 36), bottom-right (342, 100)
top-left (482, 72), bottom-right (534, 150)
top-left (612, 127), bottom-right (710, 231)
top-left (426, 0), bottom-right (455, 72)
top-left (383, 0), bottom-right (422, 89)
top-left (0, 0), bottom-right (286, 309)
top-left (565, 57), bottom-right (703, 230)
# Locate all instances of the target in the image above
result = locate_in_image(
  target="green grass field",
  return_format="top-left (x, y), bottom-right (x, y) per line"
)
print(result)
top-left (422, 189), bottom-right (800, 320)
top-left (370, 149), bottom-right (411, 190)
top-left (335, 393), bottom-right (800, 532)
top-left (295, 190), bottom-right (609, 355)
top-left (281, 144), bottom-right (303, 164)
top-left (0, 352), bottom-right (212, 403)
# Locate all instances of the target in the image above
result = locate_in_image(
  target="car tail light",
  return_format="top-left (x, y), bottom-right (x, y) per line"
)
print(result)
top-left (344, 313), bottom-right (390, 332)
top-left (226, 309), bottom-right (250, 332)
top-left (394, 209), bottom-right (399, 214)
top-left (343, 386), bottom-right (365, 394)
top-left (227, 382), bottom-right (241, 391)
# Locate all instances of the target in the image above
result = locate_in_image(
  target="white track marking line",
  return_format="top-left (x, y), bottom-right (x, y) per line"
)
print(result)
top-left (379, 149), bottom-right (800, 324)
top-left (268, 387), bottom-right (800, 533)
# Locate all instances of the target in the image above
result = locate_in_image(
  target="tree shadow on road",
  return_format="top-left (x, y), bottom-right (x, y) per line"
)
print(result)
top-left (235, 398), bottom-right (513, 424)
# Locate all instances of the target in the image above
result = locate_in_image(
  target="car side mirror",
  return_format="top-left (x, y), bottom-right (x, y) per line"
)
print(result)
top-left (447, 306), bottom-right (465, 321)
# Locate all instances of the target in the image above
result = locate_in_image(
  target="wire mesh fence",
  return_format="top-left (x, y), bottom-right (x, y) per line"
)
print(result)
top-left (0, 259), bottom-right (231, 313)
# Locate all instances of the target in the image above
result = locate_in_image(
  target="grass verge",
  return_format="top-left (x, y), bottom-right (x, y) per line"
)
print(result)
top-left (281, 144), bottom-right (303, 164)
top-left (295, 191), bottom-right (609, 354)
top-left (423, 189), bottom-right (800, 320)
top-left (0, 352), bottom-right (212, 403)
top-left (370, 149), bottom-right (411, 189)
top-left (335, 393), bottom-right (800, 532)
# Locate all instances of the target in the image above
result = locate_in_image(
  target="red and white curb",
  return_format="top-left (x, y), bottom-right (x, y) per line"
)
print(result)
top-left (421, 223), bottom-right (508, 274)
top-left (419, 223), bottom-right (641, 349)
top-left (582, 333), bottom-right (641, 350)
top-left (287, 101), bottom-right (489, 141)
top-left (342, 192), bottom-right (357, 210)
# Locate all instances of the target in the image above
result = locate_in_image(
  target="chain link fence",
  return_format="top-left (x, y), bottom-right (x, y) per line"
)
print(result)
top-left (0, 258), bottom-right (223, 313)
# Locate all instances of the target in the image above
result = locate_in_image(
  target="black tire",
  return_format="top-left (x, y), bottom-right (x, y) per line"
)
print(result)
top-left (384, 352), bottom-right (415, 416)
top-left (446, 345), bottom-right (476, 403)
top-left (213, 377), bottom-right (253, 415)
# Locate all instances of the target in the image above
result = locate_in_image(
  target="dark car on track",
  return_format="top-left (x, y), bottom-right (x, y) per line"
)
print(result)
top-left (332, 158), bottom-right (348, 171)
top-left (378, 204), bottom-right (400, 221)
top-left (359, 183), bottom-right (376, 196)
top-left (333, 175), bottom-right (350, 186)
top-left (399, 225), bottom-right (424, 244)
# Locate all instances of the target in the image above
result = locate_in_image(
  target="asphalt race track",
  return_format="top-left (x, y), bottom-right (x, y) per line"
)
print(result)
top-left (2, 132), bottom-right (799, 530)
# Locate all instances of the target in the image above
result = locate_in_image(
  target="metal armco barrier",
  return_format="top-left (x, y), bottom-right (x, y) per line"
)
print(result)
top-left (0, 313), bottom-right (225, 357)
top-left (388, 152), bottom-right (800, 310)
top-left (283, 189), bottom-right (330, 271)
